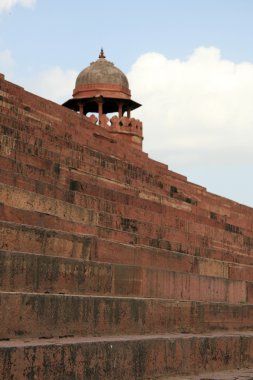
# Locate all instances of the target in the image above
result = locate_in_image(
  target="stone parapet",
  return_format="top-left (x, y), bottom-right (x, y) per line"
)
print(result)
top-left (108, 115), bottom-right (142, 136)
top-left (83, 113), bottom-right (143, 150)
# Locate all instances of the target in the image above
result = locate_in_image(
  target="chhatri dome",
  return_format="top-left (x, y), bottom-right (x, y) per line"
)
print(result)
top-left (75, 49), bottom-right (129, 89)
top-left (63, 49), bottom-right (143, 150)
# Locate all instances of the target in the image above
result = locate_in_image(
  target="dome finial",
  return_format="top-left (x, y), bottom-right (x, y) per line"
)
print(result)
top-left (99, 48), bottom-right (105, 59)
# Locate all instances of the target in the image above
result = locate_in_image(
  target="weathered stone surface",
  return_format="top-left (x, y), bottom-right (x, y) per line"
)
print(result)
top-left (2, 292), bottom-right (253, 340)
top-left (1, 72), bottom-right (253, 378)
top-left (0, 250), bottom-right (248, 303)
top-left (171, 367), bottom-right (253, 379)
top-left (0, 333), bottom-right (253, 379)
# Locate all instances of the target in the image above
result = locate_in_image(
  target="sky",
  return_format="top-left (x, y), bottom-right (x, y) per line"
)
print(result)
top-left (0, 0), bottom-right (253, 207)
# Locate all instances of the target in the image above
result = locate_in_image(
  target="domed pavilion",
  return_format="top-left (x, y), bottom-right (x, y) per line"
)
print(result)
top-left (63, 50), bottom-right (143, 150)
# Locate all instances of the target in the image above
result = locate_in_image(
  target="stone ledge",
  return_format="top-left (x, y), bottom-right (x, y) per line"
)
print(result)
top-left (1, 333), bottom-right (253, 379)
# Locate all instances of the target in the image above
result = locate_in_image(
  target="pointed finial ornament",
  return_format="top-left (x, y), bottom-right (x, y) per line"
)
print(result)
top-left (99, 48), bottom-right (106, 59)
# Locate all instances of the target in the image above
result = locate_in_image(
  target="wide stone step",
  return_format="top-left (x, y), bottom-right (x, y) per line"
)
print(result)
top-left (1, 131), bottom-right (252, 250)
top-left (1, 213), bottom-right (253, 302)
top-left (0, 188), bottom-right (220, 257)
top-left (0, 89), bottom-right (120, 158)
top-left (169, 367), bottom-right (253, 379)
top-left (0, 178), bottom-right (252, 260)
top-left (0, 250), bottom-right (248, 303)
top-left (2, 114), bottom-right (249, 238)
top-left (2, 292), bottom-right (253, 340)
top-left (0, 121), bottom-right (251, 240)
top-left (0, 120), bottom-right (167, 199)
top-left (1, 132), bottom-right (253, 253)
top-left (0, 150), bottom-right (192, 230)
top-left (1, 150), bottom-right (252, 259)
top-left (0, 220), bottom-right (95, 259)
top-left (1, 80), bottom-right (253, 231)
top-left (0, 220), bottom-right (235, 280)
top-left (0, 95), bottom-right (152, 172)
top-left (0, 181), bottom-right (98, 227)
top-left (0, 251), bottom-right (112, 295)
top-left (1, 332), bottom-right (253, 379)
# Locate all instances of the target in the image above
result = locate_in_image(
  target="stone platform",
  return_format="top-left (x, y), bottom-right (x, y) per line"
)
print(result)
top-left (1, 74), bottom-right (253, 378)
top-left (1, 332), bottom-right (253, 379)
top-left (171, 368), bottom-right (253, 379)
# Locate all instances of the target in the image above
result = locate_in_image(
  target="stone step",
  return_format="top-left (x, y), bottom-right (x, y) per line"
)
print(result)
top-left (1, 124), bottom-right (252, 244)
top-left (1, 216), bottom-right (253, 291)
top-left (0, 148), bottom-right (201, 232)
top-left (1, 332), bottom-right (253, 379)
top-left (3, 65), bottom-right (253, 380)
top-left (1, 140), bottom-right (252, 254)
top-left (0, 201), bottom-right (96, 239)
top-left (0, 181), bottom-right (98, 227)
top-left (1, 219), bottom-right (251, 288)
top-left (0, 134), bottom-right (195, 224)
top-left (1, 177), bottom-right (253, 265)
top-left (0, 89), bottom-right (152, 164)
top-left (0, 140), bottom-right (252, 259)
top-left (0, 220), bottom-right (214, 277)
top-left (0, 250), bottom-right (112, 295)
top-left (0, 97), bottom-right (164, 173)
top-left (2, 197), bottom-right (253, 289)
top-left (1, 121), bottom-right (252, 239)
top-left (0, 220), bottom-right (95, 260)
top-left (0, 181), bottom-right (221, 256)
top-left (1, 82), bottom-right (253, 233)
top-left (0, 107), bottom-right (163, 187)
top-left (168, 368), bottom-right (253, 379)
top-left (2, 114), bottom-right (248, 237)
top-left (0, 250), bottom-right (249, 303)
top-left (0, 168), bottom-right (206, 260)
top-left (2, 291), bottom-right (253, 340)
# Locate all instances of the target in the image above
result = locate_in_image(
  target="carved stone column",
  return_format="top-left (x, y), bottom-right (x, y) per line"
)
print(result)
top-left (79, 103), bottom-right (84, 116)
top-left (118, 102), bottom-right (123, 118)
top-left (97, 100), bottom-right (103, 125)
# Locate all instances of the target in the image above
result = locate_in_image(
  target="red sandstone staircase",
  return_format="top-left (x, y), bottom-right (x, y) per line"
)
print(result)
top-left (1, 74), bottom-right (253, 379)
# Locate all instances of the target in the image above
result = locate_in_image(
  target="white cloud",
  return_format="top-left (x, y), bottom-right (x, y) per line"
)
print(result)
top-left (128, 47), bottom-right (253, 169)
top-left (0, 0), bottom-right (36, 12)
top-left (27, 66), bottom-right (78, 104)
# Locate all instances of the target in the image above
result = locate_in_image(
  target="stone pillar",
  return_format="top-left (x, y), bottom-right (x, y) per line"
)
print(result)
top-left (79, 103), bottom-right (84, 116)
top-left (127, 107), bottom-right (131, 118)
top-left (97, 101), bottom-right (103, 125)
top-left (118, 102), bottom-right (123, 118)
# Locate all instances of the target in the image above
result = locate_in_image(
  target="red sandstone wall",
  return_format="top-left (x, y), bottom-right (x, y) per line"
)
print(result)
top-left (2, 73), bottom-right (253, 378)
top-left (1, 72), bottom-right (253, 294)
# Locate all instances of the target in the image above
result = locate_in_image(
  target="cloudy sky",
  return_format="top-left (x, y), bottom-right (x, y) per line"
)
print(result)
top-left (0, 0), bottom-right (253, 207)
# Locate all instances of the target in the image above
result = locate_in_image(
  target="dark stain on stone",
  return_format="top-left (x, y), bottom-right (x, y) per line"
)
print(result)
top-left (120, 217), bottom-right (138, 233)
top-left (2, 348), bottom-right (15, 380)
top-left (93, 299), bottom-right (100, 327)
top-left (133, 341), bottom-right (147, 378)
top-left (54, 163), bottom-right (61, 175)
top-left (82, 236), bottom-right (94, 260)
top-left (69, 180), bottom-right (82, 192)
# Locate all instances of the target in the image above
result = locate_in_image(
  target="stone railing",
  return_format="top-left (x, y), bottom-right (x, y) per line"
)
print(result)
top-left (84, 114), bottom-right (143, 137)
top-left (101, 115), bottom-right (143, 137)
top-left (83, 114), bottom-right (143, 150)
top-left (84, 114), bottom-right (98, 125)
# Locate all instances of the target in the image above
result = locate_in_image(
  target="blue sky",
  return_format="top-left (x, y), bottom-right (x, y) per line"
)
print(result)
top-left (2, 1), bottom-right (253, 75)
top-left (1, 0), bottom-right (253, 207)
